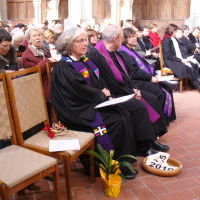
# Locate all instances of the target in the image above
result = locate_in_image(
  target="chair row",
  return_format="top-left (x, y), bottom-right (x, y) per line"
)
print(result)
top-left (0, 67), bottom-right (95, 200)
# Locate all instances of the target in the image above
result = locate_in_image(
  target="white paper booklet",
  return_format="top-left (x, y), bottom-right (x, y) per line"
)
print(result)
top-left (95, 94), bottom-right (135, 109)
top-left (157, 75), bottom-right (174, 82)
top-left (49, 139), bottom-right (80, 152)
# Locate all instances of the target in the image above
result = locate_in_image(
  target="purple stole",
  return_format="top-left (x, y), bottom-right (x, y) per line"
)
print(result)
top-left (120, 45), bottom-right (172, 117)
top-left (61, 56), bottom-right (113, 150)
top-left (119, 45), bottom-right (155, 75)
top-left (95, 41), bottom-right (160, 123)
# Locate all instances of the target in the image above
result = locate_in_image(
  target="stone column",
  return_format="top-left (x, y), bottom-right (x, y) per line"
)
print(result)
top-left (120, 0), bottom-right (134, 20)
top-left (33, 0), bottom-right (42, 25)
top-left (110, 0), bottom-right (121, 25)
top-left (46, 0), bottom-right (60, 23)
top-left (80, 0), bottom-right (95, 26)
top-left (0, 0), bottom-right (7, 21)
top-left (65, 0), bottom-right (81, 26)
top-left (185, 0), bottom-right (200, 30)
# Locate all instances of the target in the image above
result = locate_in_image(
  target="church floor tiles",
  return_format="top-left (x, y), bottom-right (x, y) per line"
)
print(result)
top-left (9, 90), bottom-right (200, 200)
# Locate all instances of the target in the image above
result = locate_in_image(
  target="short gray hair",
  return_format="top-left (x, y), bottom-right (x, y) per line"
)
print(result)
top-left (55, 25), bottom-right (87, 55)
top-left (102, 24), bottom-right (122, 42)
top-left (25, 27), bottom-right (42, 41)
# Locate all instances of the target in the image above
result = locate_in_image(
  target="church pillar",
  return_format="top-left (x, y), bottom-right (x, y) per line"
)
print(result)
top-left (120, 0), bottom-right (134, 20)
top-left (65, 0), bottom-right (81, 25)
top-left (185, 0), bottom-right (200, 29)
top-left (110, 0), bottom-right (121, 25)
top-left (0, 0), bottom-right (7, 21)
top-left (33, 0), bottom-right (42, 25)
top-left (46, 0), bottom-right (60, 23)
top-left (80, 0), bottom-right (95, 25)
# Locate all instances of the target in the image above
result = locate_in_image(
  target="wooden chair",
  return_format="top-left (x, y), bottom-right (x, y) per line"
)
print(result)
top-left (6, 67), bottom-right (95, 200)
top-left (0, 73), bottom-right (60, 200)
top-left (159, 42), bottom-right (187, 93)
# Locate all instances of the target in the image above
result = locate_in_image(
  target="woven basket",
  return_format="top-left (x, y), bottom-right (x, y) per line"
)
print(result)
top-left (142, 157), bottom-right (183, 177)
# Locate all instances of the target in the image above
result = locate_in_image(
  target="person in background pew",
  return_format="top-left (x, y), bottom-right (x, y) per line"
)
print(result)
top-left (181, 25), bottom-right (200, 64)
top-left (188, 27), bottom-right (200, 45)
top-left (137, 27), bottom-right (160, 70)
top-left (21, 27), bottom-right (57, 100)
top-left (0, 29), bottom-right (19, 73)
top-left (148, 23), bottom-right (161, 48)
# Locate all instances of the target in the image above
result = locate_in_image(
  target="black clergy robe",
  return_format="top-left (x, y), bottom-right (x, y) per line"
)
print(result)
top-left (88, 47), bottom-right (168, 137)
top-left (162, 37), bottom-right (200, 81)
top-left (51, 58), bottom-right (156, 158)
top-left (118, 46), bottom-right (176, 122)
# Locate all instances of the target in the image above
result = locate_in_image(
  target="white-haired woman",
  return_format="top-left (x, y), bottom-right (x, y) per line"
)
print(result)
top-left (21, 27), bottom-right (57, 99)
top-left (51, 26), bottom-right (163, 178)
top-left (11, 29), bottom-right (26, 57)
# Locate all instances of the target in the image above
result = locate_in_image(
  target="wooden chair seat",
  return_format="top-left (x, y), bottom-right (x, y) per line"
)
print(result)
top-left (0, 145), bottom-right (57, 187)
top-left (25, 130), bottom-right (94, 155)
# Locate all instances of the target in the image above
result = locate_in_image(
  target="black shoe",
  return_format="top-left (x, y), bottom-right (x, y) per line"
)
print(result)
top-left (121, 168), bottom-right (139, 180)
top-left (26, 184), bottom-right (41, 191)
top-left (146, 147), bottom-right (158, 156)
top-left (152, 140), bottom-right (169, 152)
top-left (136, 147), bottom-right (158, 157)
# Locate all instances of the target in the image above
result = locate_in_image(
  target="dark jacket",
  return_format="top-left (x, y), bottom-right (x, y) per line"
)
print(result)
top-left (0, 46), bottom-right (18, 73)
top-left (21, 45), bottom-right (51, 99)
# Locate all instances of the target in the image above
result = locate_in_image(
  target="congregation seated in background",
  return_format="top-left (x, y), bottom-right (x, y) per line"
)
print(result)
top-left (162, 25), bottom-right (200, 90)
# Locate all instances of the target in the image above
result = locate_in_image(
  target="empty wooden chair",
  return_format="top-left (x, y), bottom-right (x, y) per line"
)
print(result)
top-left (0, 73), bottom-right (60, 200)
top-left (6, 67), bottom-right (95, 200)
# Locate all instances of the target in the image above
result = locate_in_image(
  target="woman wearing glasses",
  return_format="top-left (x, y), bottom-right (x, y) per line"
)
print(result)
top-left (0, 29), bottom-right (18, 73)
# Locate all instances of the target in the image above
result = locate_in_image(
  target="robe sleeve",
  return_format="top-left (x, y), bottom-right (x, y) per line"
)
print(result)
top-left (119, 51), bottom-right (152, 81)
top-left (51, 61), bottom-right (107, 123)
top-left (162, 38), bottom-right (182, 62)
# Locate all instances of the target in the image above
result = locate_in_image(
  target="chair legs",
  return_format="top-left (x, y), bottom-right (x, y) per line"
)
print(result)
top-left (179, 80), bottom-right (183, 93)
top-left (0, 183), bottom-right (9, 200)
top-left (63, 157), bottom-right (72, 200)
top-left (89, 143), bottom-right (95, 183)
top-left (54, 165), bottom-right (61, 200)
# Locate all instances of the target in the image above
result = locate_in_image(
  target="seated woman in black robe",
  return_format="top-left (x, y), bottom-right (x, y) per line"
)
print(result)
top-left (51, 26), bottom-right (168, 178)
top-left (119, 27), bottom-right (176, 122)
top-left (162, 25), bottom-right (200, 90)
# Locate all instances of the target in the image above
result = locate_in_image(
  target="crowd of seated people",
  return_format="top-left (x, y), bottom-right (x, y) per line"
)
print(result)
top-left (1, 20), bottom-right (200, 196)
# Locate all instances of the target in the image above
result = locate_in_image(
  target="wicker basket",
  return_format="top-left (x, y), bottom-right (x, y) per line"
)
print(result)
top-left (142, 157), bottom-right (183, 177)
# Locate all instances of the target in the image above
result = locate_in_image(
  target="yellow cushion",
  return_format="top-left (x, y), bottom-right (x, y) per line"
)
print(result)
top-left (0, 145), bottom-right (57, 187)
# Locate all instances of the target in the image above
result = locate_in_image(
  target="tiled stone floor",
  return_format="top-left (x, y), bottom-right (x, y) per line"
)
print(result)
top-left (11, 90), bottom-right (200, 200)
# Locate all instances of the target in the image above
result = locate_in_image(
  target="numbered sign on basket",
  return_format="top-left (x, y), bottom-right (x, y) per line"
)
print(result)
top-left (145, 152), bottom-right (178, 171)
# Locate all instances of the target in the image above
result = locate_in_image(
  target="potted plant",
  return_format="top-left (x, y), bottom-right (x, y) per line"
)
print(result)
top-left (87, 144), bottom-right (137, 198)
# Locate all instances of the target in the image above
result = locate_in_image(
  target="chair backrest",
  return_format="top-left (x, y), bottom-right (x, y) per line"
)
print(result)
top-left (0, 73), bottom-right (16, 143)
top-left (6, 67), bottom-right (49, 144)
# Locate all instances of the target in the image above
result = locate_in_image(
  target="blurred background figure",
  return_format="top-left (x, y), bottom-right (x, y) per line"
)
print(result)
top-left (86, 28), bottom-right (99, 47)
top-left (148, 23), bottom-right (161, 47)
top-left (0, 29), bottom-right (18, 72)
top-left (42, 28), bottom-right (61, 60)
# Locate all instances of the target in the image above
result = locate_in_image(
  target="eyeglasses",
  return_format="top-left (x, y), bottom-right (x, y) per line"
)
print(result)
top-left (0, 44), bottom-right (11, 49)
top-left (73, 38), bottom-right (88, 44)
